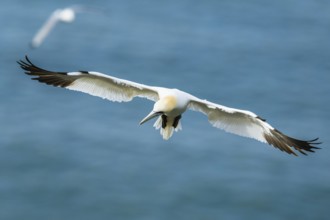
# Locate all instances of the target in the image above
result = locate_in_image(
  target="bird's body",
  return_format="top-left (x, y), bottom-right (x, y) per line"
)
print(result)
top-left (17, 56), bottom-right (320, 156)
top-left (140, 88), bottom-right (191, 139)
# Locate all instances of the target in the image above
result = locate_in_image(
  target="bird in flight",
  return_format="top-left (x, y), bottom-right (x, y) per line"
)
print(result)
top-left (30, 6), bottom-right (91, 48)
top-left (17, 56), bottom-right (320, 156)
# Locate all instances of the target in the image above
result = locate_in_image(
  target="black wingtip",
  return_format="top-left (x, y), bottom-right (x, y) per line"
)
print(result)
top-left (17, 55), bottom-right (76, 88)
top-left (264, 129), bottom-right (322, 156)
top-left (17, 55), bottom-right (33, 70)
top-left (24, 55), bottom-right (34, 67)
top-left (17, 55), bottom-right (36, 76)
top-left (17, 55), bottom-right (52, 75)
top-left (287, 136), bottom-right (321, 156)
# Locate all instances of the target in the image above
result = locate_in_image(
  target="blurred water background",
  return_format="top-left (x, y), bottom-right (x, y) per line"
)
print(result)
top-left (1, 0), bottom-right (330, 219)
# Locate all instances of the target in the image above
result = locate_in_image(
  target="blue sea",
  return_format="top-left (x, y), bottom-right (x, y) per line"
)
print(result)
top-left (1, 0), bottom-right (329, 219)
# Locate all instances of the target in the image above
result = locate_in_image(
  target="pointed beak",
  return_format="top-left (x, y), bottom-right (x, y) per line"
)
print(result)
top-left (139, 111), bottom-right (161, 125)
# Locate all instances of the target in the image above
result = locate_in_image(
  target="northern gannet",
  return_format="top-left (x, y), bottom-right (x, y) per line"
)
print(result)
top-left (17, 56), bottom-right (320, 156)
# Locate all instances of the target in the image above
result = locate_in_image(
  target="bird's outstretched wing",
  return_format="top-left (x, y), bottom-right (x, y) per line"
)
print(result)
top-left (30, 10), bottom-right (63, 48)
top-left (18, 56), bottom-right (159, 102)
top-left (188, 98), bottom-right (320, 156)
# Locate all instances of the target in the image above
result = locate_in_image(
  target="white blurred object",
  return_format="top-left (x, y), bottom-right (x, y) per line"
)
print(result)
top-left (30, 6), bottom-right (93, 48)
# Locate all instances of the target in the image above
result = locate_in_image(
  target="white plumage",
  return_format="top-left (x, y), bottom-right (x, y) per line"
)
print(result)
top-left (30, 6), bottom-right (90, 48)
top-left (18, 56), bottom-right (320, 156)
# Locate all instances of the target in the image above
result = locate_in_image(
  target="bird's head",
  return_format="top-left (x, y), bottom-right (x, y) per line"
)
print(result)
top-left (139, 96), bottom-right (177, 125)
top-left (59, 8), bottom-right (75, 22)
top-left (154, 96), bottom-right (177, 113)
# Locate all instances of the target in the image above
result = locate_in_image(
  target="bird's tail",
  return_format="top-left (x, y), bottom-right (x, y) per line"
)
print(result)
top-left (153, 116), bottom-right (182, 140)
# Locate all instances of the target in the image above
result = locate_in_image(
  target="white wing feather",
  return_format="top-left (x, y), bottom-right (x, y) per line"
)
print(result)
top-left (66, 71), bottom-right (159, 102)
top-left (188, 98), bottom-right (273, 143)
top-left (188, 97), bottom-right (320, 155)
top-left (18, 57), bottom-right (159, 102)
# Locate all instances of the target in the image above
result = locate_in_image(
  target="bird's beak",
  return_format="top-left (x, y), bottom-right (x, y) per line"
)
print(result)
top-left (140, 111), bottom-right (161, 125)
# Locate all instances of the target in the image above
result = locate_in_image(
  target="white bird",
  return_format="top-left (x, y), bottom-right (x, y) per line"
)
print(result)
top-left (30, 6), bottom-right (89, 48)
top-left (17, 56), bottom-right (320, 156)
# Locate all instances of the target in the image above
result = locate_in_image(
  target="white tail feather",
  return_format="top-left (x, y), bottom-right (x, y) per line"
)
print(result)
top-left (153, 116), bottom-right (182, 140)
top-left (153, 116), bottom-right (162, 130)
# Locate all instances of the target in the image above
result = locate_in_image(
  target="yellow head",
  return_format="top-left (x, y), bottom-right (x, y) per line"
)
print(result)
top-left (154, 96), bottom-right (177, 113)
top-left (139, 96), bottom-right (178, 125)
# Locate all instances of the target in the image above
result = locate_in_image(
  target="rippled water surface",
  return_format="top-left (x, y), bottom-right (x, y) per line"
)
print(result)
top-left (1, 0), bottom-right (330, 219)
